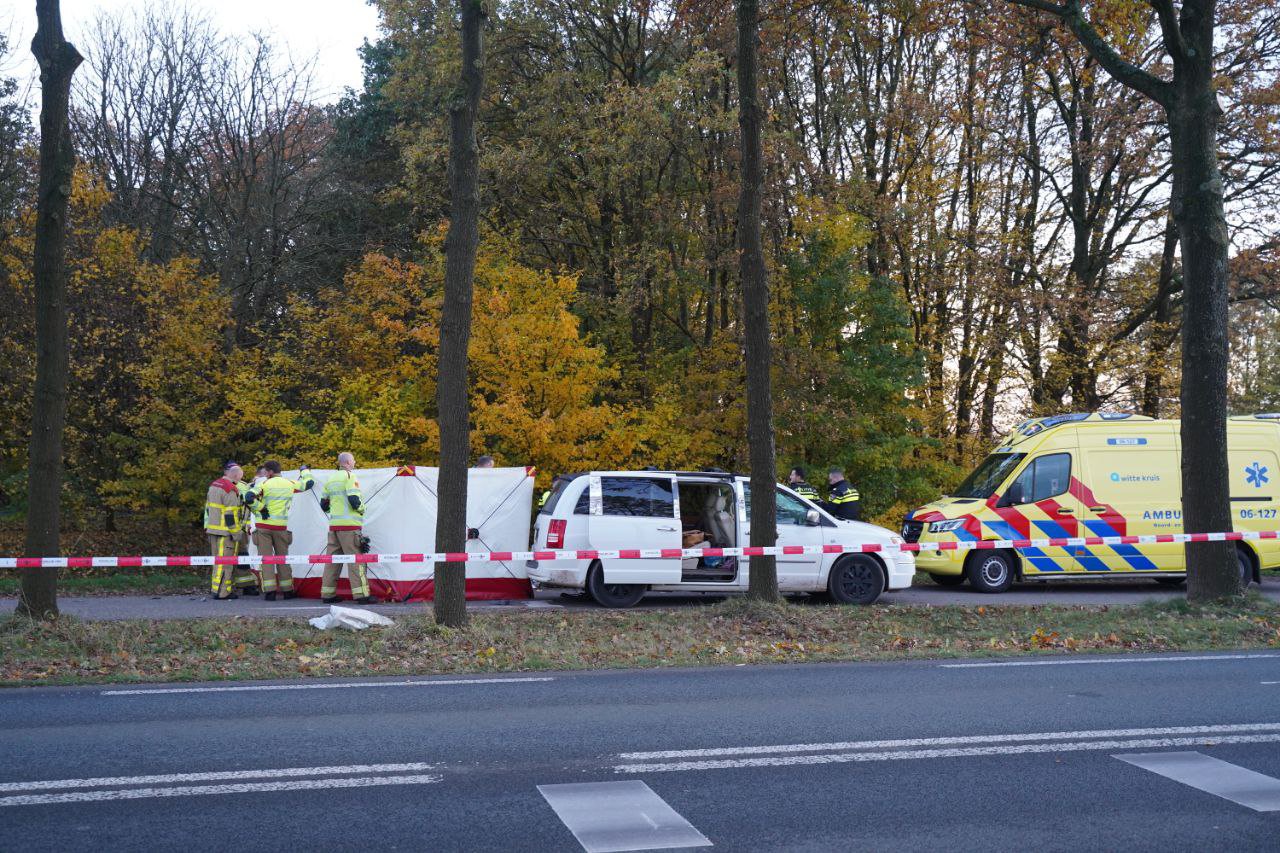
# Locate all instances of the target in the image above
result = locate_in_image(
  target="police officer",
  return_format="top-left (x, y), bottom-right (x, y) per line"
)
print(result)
top-left (245, 461), bottom-right (313, 601)
top-left (320, 452), bottom-right (379, 604)
top-left (822, 466), bottom-right (861, 521)
top-left (204, 461), bottom-right (244, 600)
top-left (788, 466), bottom-right (819, 501)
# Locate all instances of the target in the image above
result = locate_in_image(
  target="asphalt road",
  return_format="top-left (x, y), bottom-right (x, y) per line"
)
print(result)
top-left (3, 576), bottom-right (1278, 621)
top-left (2, 652), bottom-right (1279, 851)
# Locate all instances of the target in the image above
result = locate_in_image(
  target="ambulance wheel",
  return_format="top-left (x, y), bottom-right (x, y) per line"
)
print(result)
top-left (586, 563), bottom-right (646, 609)
top-left (1153, 576), bottom-right (1186, 586)
top-left (967, 552), bottom-right (1014, 593)
top-left (928, 573), bottom-right (966, 587)
top-left (1238, 546), bottom-right (1255, 588)
top-left (827, 555), bottom-right (885, 605)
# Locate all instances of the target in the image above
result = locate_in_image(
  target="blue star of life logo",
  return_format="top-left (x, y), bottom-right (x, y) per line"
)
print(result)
top-left (1245, 462), bottom-right (1269, 488)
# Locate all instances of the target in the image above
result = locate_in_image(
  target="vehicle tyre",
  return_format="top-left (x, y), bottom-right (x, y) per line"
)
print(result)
top-left (1238, 546), bottom-right (1255, 588)
top-left (966, 551), bottom-right (1014, 593)
top-left (928, 573), bottom-right (966, 587)
top-left (1153, 576), bottom-right (1186, 587)
top-left (827, 555), bottom-right (886, 605)
top-left (586, 563), bottom-right (646, 609)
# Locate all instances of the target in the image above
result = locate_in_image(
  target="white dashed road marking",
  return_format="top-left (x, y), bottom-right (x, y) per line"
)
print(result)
top-left (102, 676), bottom-right (553, 695)
top-left (614, 730), bottom-right (1280, 774)
top-left (940, 653), bottom-right (1280, 668)
top-left (1116, 752), bottom-right (1280, 812)
top-left (0, 774), bottom-right (444, 807)
top-left (616, 723), bottom-right (1280, 761)
top-left (0, 762), bottom-right (438, 793)
top-left (539, 781), bottom-right (712, 852)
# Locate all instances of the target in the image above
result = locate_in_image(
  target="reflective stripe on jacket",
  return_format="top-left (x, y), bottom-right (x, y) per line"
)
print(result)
top-left (323, 470), bottom-right (364, 530)
top-left (251, 474), bottom-right (312, 530)
top-left (204, 477), bottom-right (242, 535)
top-left (792, 482), bottom-right (819, 501)
top-left (826, 479), bottom-right (861, 521)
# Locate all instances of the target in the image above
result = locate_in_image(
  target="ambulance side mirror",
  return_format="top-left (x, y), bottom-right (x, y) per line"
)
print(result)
top-left (1000, 483), bottom-right (1025, 507)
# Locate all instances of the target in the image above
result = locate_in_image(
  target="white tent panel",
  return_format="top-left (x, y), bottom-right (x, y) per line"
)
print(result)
top-left (247, 466), bottom-right (534, 600)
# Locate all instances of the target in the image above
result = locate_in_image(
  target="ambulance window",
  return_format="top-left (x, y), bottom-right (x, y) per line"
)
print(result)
top-left (1012, 453), bottom-right (1071, 503)
top-left (953, 453), bottom-right (1025, 498)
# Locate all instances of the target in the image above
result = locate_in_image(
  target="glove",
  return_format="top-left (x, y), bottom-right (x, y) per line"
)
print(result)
top-left (467, 527), bottom-right (480, 540)
top-left (260, 505), bottom-right (270, 519)
top-left (320, 496), bottom-right (331, 513)
top-left (347, 494), bottom-right (361, 511)
top-left (224, 512), bottom-right (236, 528)
top-left (358, 535), bottom-right (372, 554)
top-left (244, 491), bottom-right (257, 505)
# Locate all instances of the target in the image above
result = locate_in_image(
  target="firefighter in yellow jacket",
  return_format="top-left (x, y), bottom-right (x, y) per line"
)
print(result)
top-left (320, 451), bottom-right (379, 604)
top-left (244, 460), bottom-right (314, 601)
top-left (232, 467), bottom-right (266, 596)
top-left (204, 461), bottom-right (245, 600)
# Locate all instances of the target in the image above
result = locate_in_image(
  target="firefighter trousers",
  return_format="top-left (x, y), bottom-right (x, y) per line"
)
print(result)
top-left (253, 527), bottom-right (294, 593)
top-left (208, 534), bottom-right (238, 598)
top-left (321, 529), bottom-right (368, 599)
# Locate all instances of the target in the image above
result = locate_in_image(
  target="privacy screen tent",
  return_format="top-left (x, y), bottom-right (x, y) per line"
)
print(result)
top-left (248, 466), bottom-right (535, 601)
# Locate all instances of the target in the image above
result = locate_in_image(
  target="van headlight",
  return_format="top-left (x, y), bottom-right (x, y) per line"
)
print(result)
top-left (929, 519), bottom-right (967, 534)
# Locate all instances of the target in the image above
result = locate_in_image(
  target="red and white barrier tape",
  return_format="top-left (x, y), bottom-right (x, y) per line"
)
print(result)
top-left (0, 529), bottom-right (1271, 568)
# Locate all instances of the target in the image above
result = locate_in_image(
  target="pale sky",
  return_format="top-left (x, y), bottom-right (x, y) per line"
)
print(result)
top-left (2, 0), bottom-right (383, 107)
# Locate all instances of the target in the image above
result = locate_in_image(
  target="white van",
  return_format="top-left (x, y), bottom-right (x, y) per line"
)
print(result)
top-left (528, 470), bottom-right (914, 607)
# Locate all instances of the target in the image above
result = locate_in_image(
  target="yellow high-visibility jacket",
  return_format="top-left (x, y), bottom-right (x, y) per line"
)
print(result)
top-left (323, 470), bottom-right (364, 530)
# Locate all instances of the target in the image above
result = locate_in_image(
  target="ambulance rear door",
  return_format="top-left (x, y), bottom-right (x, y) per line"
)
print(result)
top-left (1227, 422), bottom-right (1280, 570)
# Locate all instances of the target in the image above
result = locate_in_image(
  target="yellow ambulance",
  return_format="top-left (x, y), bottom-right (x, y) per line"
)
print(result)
top-left (904, 413), bottom-right (1276, 592)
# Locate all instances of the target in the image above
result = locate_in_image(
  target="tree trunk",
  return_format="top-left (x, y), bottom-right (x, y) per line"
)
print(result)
top-left (433, 0), bottom-right (485, 627)
top-left (1170, 7), bottom-right (1236, 601)
top-left (736, 0), bottom-right (778, 602)
top-left (20, 0), bottom-right (82, 620)
top-left (1007, 0), bottom-right (1237, 602)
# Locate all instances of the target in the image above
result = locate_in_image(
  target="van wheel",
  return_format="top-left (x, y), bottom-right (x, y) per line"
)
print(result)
top-left (1154, 576), bottom-right (1186, 587)
top-left (827, 555), bottom-right (885, 605)
top-left (967, 552), bottom-right (1014, 593)
top-left (928, 573), bottom-right (966, 587)
top-left (1238, 546), bottom-right (1255, 588)
top-left (586, 564), bottom-right (645, 609)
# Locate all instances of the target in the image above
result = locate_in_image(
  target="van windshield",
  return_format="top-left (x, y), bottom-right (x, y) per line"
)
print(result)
top-left (951, 453), bottom-right (1026, 498)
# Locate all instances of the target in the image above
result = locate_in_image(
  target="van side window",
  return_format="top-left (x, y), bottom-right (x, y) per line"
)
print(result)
top-left (591, 477), bottom-right (675, 518)
top-left (1011, 453), bottom-right (1071, 503)
top-left (742, 485), bottom-right (810, 525)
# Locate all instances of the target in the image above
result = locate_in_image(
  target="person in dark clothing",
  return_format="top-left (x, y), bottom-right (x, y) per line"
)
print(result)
top-left (822, 466), bottom-right (861, 521)
top-left (788, 466), bottom-right (819, 501)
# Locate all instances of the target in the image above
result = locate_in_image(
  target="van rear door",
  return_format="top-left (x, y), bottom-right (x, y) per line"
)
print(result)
top-left (587, 474), bottom-right (683, 585)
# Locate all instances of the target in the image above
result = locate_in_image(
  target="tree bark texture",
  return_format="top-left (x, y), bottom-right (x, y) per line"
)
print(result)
top-left (20, 0), bottom-right (82, 620)
top-left (433, 0), bottom-right (485, 627)
top-left (1007, 0), bottom-right (1238, 600)
top-left (1168, 2), bottom-right (1237, 601)
top-left (736, 0), bottom-right (779, 602)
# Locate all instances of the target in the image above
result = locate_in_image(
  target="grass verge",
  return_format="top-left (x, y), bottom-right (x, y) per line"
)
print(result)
top-left (2, 595), bottom-right (1278, 687)
top-left (0, 570), bottom-right (204, 597)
